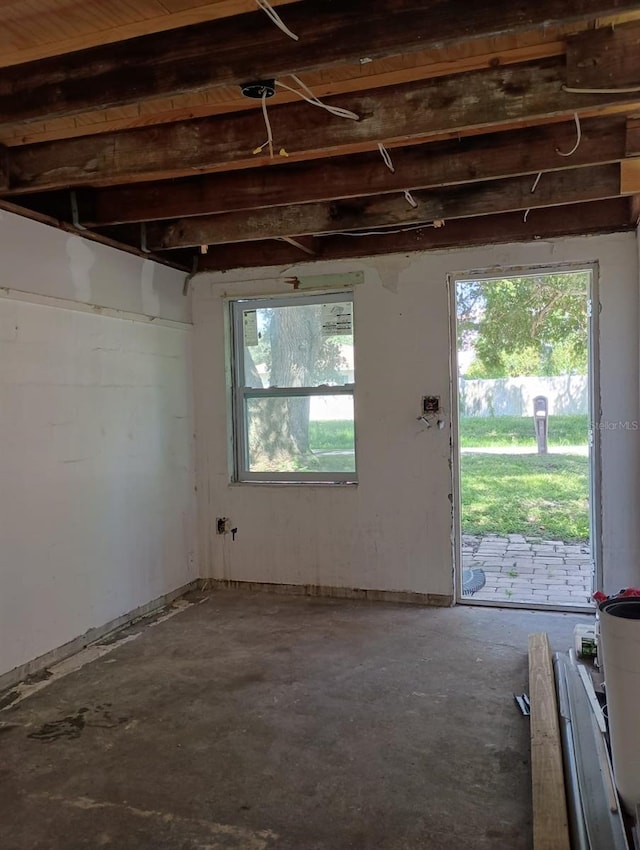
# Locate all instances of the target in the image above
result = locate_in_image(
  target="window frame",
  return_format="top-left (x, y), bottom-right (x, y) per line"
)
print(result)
top-left (230, 291), bottom-right (357, 484)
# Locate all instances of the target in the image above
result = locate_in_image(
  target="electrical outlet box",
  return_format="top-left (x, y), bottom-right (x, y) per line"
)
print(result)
top-left (422, 396), bottom-right (441, 415)
top-left (216, 517), bottom-right (230, 535)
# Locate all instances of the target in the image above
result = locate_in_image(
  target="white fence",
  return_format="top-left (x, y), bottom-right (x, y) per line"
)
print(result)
top-left (459, 375), bottom-right (588, 417)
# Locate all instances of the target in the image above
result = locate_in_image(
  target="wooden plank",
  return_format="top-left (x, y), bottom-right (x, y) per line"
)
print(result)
top-left (630, 193), bottom-right (640, 223)
top-left (626, 118), bottom-right (640, 155)
top-left (8, 59), bottom-right (640, 193)
top-left (620, 158), bottom-right (640, 193)
top-left (528, 633), bottom-right (571, 850)
top-left (3, 0), bottom-right (640, 128)
top-left (0, 196), bottom-right (190, 271)
top-left (0, 38), bottom-right (567, 148)
top-left (0, 143), bottom-right (8, 192)
top-left (0, 1), bottom-right (300, 68)
top-left (73, 117), bottom-right (626, 225)
top-left (567, 19), bottom-right (640, 89)
top-left (145, 164), bottom-right (622, 248)
top-left (196, 198), bottom-right (632, 270)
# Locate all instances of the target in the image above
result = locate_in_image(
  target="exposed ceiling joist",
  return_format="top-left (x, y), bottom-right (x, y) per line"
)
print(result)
top-left (7, 57), bottom-right (640, 193)
top-left (2, 0), bottom-right (640, 127)
top-left (195, 197), bottom-right (633, 271)
top-left (145, 164), bottom-right (624, 249)
top-left (567, 19), bottom-right (640, 89)
top-left (2, 4), bottom-right (639, 271)
top-left (39, 116), bottom-right (627, 226)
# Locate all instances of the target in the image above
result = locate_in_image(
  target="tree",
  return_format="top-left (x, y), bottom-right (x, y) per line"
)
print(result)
top-left (246, 304), bottom-right (348, 469)
top-left (458, 272), bottom-right (589, 378)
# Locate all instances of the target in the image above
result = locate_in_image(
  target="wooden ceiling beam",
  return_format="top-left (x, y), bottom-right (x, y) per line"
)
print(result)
top-left (2, 0), bottom-right (640, 128)
top-left (71, 117), bottom-right (626, 225)
top-left (567, 20), bottom-right (640, 89)
top-left (627, 118), bottom-right (640, 154)
top-left (145, 164), bottom-right (624, 248)
top-left (0, 38), bottom-right (568, 148)
top-left (0, 143), bottom-right (8, 191)
top-left (196, 198), bottom-right (632, 271)
top-left (7, 58), bottom-right (640, 193)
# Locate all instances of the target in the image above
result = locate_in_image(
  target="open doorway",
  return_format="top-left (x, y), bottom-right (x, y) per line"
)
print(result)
top-left (451, 266), bottom-right (600, 610)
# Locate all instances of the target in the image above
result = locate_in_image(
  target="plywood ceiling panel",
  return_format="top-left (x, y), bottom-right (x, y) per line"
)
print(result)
top-left (0, 0), bottom-right (300, 66)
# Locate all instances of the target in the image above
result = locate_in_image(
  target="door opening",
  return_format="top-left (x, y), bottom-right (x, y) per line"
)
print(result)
top-left (450, 266), bottom-right (600, 610)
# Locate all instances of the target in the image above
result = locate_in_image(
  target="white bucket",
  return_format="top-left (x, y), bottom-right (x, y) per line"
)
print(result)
top-left (599, 597), bottom-right (640, 811)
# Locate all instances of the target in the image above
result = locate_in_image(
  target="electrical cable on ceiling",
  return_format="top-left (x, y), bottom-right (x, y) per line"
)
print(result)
top-left (523, 170), bottom-right (544, 221)
top-left (377, 142), bottom-right (395, 173)
top-left (255, 0), bottom-right (299, 40)
top-left (334, 221), bottom-right (442, 237)
top-left (276, 75), bottom-right (360, 121)
top-left (251, 75), bottom-right (357, 158)
top-left (261, 90), bottom-right (274, 159)
top-left (556, 113), bottom-right (582, 157)
top-left (404, 190), bottom-right (418, 208)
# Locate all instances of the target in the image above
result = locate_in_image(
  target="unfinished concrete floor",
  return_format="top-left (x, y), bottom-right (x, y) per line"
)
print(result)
top-left (0, 591), bottom-right (591, 850)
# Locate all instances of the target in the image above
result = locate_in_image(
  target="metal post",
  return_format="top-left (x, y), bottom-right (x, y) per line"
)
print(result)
top-left (534, 395), bottom-right (549, 454)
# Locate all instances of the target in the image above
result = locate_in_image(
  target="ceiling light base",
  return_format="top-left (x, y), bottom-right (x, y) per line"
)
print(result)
top-left (240, 80), bottom-right (276, 99)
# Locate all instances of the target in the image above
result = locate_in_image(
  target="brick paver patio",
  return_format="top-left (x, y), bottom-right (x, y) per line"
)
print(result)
top-left (462, 533), bottom-right (595, 607)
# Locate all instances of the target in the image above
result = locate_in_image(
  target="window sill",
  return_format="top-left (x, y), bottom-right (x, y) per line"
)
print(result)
top-left (229, 480), bottom-right (358, 488)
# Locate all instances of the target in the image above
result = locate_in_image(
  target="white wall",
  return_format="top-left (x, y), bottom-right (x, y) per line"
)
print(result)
top-left (0, 212), bottom-right (196, 678)
top-left (193, 231), bottom-right (639, 599)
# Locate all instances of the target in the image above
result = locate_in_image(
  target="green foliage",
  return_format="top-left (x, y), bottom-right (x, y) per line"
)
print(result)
top-left (308, 420), bottom-right (354, 450)
top-left (460, 453), bottom-right (589, 541)
top-left (457, 272), bottom-right (589, 378)
top-left (459, 414), bottom-right (588, 447)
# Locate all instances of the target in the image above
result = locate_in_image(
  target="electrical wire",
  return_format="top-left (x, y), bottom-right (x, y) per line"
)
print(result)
top-left (523, 170), bottom-right (544, 220)
top-left (333, 221), bottom-right (441, 237)
top-left (261, 91), bottom-right (274, 159)
top-left (556, 113), bottom-right (582, 157)
top-left (404, 190), bottom-right (418, 208)
top-left (377, 142), bottom-right (395, 173)
top-left (255, 0), bottom-right (299, 40)
top-left (276, 76), bottom-right (359, 120)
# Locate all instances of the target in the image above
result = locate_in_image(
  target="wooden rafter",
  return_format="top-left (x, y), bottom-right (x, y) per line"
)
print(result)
top-left (60, 117), bottom-right (627, 226)
top-left (7, 58), bottom-right (640, 193)
top-left (195, 197), bottom-right (633, 271)
top-left (2, 0), bottom-right (640, 127)
top-left (145, 164), bottom-right (624, 249)
top-left (1, 3), bottom-right (639, 269)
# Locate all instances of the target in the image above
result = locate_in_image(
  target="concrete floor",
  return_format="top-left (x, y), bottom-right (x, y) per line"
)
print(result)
top-left (0, 591), bottom-right (592, 850)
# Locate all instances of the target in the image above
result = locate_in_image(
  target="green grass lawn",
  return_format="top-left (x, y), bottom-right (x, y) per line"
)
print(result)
top-left (460, 414), bottom-right (588, 447)
top-left (309, 420), bottom-right (355, 451)
top-left (461, 453), bottom-right (589, 541)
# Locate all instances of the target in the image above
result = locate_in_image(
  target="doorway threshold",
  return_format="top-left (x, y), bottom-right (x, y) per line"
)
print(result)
top-left (457, 596), bottom-right (595, 615)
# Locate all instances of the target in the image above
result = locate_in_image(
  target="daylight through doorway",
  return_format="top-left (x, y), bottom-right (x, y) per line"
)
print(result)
top-left (453, 269), bottom-right (597, 609)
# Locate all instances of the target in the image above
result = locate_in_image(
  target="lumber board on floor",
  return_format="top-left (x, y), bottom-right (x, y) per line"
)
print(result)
top-left (528, 633), bottom-right (571, 850)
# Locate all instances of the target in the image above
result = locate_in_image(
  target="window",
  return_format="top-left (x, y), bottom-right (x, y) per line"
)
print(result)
top-left (231, 293), bottom-right (356, 482)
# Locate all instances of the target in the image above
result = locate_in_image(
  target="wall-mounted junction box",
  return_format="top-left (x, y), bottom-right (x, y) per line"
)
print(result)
top-left (422, 396), bottom-right (441, 415)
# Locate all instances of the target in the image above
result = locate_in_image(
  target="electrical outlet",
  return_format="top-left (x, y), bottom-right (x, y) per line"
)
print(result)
top-left (422, 395), bottom-right (441, 415)
top-left (216, 517), bottom-right (230, 535)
